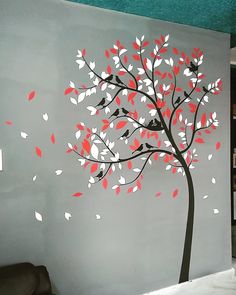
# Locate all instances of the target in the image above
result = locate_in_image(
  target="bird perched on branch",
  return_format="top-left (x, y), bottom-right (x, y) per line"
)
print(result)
top-left (121, 108), bottom-right (129, 115)
top-left (96, 97), bottom-right (106, 108)
top-left (202, 86), bottom-right (208, 92)
top-left (105, 74), bottom-right (113, 82)
top-left (109, 108), bottom-right (119, 118)
top-left (146, 119), bottom-right (163, 131)
top-left (95, 171), bottom-right (103, 179)
top-left (120, 129), bottom-right (129, 139)
top-left (188, 61), bottom-right (198, 72)
top-left (145, 143), bottom-right (155, 149)
top-left (132, 144), bottom-right (143, 154)
top-left (115, 75), bottom-right (125, 85)
top-left (175, 96), bottom-right (181, 104)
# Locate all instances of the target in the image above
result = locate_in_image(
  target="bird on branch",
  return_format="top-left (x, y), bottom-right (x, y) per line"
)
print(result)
top-left (96, 97), bottom-right (106, 108)
top-left (188, 61), bottom-right (198, 72)
top-left (132, 144), bottom-right (143, 154)
top-left (121, 108), bottom-right (129, 115)
top-left (115, 75), bottom-right (125, 85)
top-left (146, 119), bottom-right (163, 131)
top-left (104, 74), bottom-right (113, 82)
top-left (120, 129), bottom-right (129, 139)
top-left (145, 143), bottom-right (155, 149)
top-left (175, 96), bottom-right (181, 104)
top-left (109, 108), bottom-right (120, 118)
top-left (202, 86), bottom-right (208, 93)
top-left (184, 91), bottom-right (189, 98)
top-left (95, 171), bottom-right (103, 179)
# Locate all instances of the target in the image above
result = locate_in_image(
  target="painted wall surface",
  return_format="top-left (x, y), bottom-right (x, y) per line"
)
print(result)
top-left (0, 0), bottom-right (231, 294)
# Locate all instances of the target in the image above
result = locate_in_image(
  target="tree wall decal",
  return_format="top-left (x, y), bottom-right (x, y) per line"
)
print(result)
top-left (65, 34), bottom-right (222, 283)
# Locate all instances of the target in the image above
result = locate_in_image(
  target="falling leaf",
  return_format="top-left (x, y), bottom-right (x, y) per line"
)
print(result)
top-left (32, 175), bottom-right (37, 181)
top-left (50, 133), bottom-right (56, 144)
top-left (102, 178), bottom-right (108, 189)
top-left (55, 170), bottom-right (62, 176)
top-left (172, 189), bottom-right (179, 198)
top-left (156, 192), bottom-right (161, 197)
top-left (5, 121), bottom-right (13, 125)
top-left (65, 212), bottom-right (72, 220)
top-left (35, 211), bottom-right (42, 221)
top-left (95, 214), bottom-right (101, 220)
top-left (72, 192), bottom-right (83, 197)
top-left (43, 113), bottom-right (48, 121)
top-left (203, 195), bottom-right (208, 199)
top-left (216, 142), bottom-right (221, 150)
top-left (211, 177), bottom-right (216, 184)
top-left (35, 147), bottom-right (42, 158)
top-left (20, 132), bottom-right (28, 139)
top-left (208, 154), bottom-right (213, 160)
top-left (213, 209), bottom-right (219, 214)
top-left (28, 90), bottom-right (36, 101)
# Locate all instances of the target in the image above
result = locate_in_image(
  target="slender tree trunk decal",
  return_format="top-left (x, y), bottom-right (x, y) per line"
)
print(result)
top-left (65, 34), bottom-right (223, 282)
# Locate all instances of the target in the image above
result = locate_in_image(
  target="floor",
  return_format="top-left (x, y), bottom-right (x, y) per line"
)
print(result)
top-left (144, 259), bottom-right (236, 295)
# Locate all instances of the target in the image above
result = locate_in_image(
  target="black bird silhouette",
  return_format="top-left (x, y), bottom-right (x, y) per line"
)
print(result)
top-left (109, 108), bottom-right (119, 118)
top-left (115, 75), bottom-right (124, 85)
top-left (147, 119), bottom-right (163, 131)
top-left (184, 91), bottom-right (189, 98)
top-left (121, 108), bottom-right (129, 115)
top-left (147, 120), bottom-right (154, 128)
top-left (120, 129), bottom-right (129, 139)
top-left (203, 86), bottom-right (208, 92)
top-left (132, 144), bottom-right (143, 154)
top-left (175, 96), bottom-right (181, 104)
top-left (145, 143), bottom-right (155, 149)
top-left (96, 171), bottom-right (103, 178)
top-left (105, 74), bottom-right (113, 82)
top-left (96, 97), bottom-right (106, 107)
top-left (188, 61), bottom-right (198, 72)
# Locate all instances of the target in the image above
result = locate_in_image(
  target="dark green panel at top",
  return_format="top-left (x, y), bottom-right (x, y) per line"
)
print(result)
top-left (66, 0), bottom-right (236, 47)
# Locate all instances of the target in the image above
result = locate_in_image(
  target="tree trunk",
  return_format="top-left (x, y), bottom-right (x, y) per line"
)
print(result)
top-left (178, 161), bottom-right (195, 283)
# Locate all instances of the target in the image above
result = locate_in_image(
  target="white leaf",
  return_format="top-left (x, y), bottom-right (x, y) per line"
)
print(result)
top-left (78, 92), bottom-right (85, 103)
top-left (208, 154), bottom-right (213, 160)
top-left (165, 34), bottom-right (169, 42)
top-left (211, 177), bottom-right (216, 184)
top-left (147, 87), bottom-right (154, 95)
top-left (133, 168), bottom-right (141, 173)
top-left (43, 113), bottom-right (48, 121)
top-left (35, 211), bottom-right (42, 222)
top-left (69, 81), bottom-right (75, 88)
top-left (203, 195), bottom-right (208, 199)
top-left (128, 64), bottom-right (133, 71)
top-left (184, 68), bottom-right (192, 77)
top-left (77, 50), bottom-right (82, 58)
top-left (55, 170), bottom-right (62, 176)
top-left (95, 214), bottom-right (101, 220)
top-left (138, 68), bottom-right (145, 75)
top-left (154, 58), bottom-right (162, 68)
top-left (212, 112), bottom-right (217, 120)
top-left (32, 175), bottom-right (37, 181)
top-left (112, 185), bottom-right (118, 189)
top-left (136, 37), bottom-right (141, 46)
top-left (87, 106), bottom-right (97, 116)
top-left (91, 144), bottom-right (99, 159)
top-left (89, 61), bottom-right (95, 70)
top-left (149, 109), bottom-right (157, 117)
top-left (70, 97), bottom-right (77, 105)
top-left (105, 107), bottom-right (110, 114)
top-left (78, 159), bottom-right (85, 166)
top-left (119, 48), bottom-right (127, 55)
top-left (146, 58), bottom-right (153, 71)
top-left (65, 212), bottom-right (71, 220)
top-left (101, 83), bottom-right (107, 91)
top-left (164, 141), bottom-right (171, 147)
top-left (166, 165), bottom-right (171, 170)
top-left (133, 186), bottom-right (138, 192)
top-left (75, 130), bottom-right (81, 140)
top-left (213, 209), bottom-right (219, 214)
top-left (119, 176), bottom-right (126, 184)
top-left (76, 60), bottom-right (85, 69)
top-left (89, 176), bottom-right (95, 183)
top-left (67, 143), bottom-right (73, 149)
top-left (20, 132), bottom-right (28, 139)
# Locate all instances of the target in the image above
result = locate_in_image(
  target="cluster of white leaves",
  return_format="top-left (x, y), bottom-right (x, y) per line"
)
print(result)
top-left (76, 50), bottom-right (85, 69)
top-left (164, 58), bottom-right (173, 67)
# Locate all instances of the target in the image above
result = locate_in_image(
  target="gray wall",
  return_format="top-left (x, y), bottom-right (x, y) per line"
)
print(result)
top-left (0, 0), bottom-right (231, 294)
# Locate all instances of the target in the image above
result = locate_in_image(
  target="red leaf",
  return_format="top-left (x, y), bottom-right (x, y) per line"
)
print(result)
top-left (64, 87), bottom-right (74, 95)
top-left (143, 41), bottom-right (149, 47)
top-left (90, 163), bottom-right (98, 173)
top-left (118, 70), bottom-right (126, 76)
top-left (35, 147), bottom-right (42, 157)
top-left (50, 133), bottom-right (56, 144)
top-left (73, 192), bottom-right (83, 197)
top-left (195, 138), bottom-right (205, 144)
top-left (201, 113), bottom-right (207, 126)
top-left (173, 66), bottom-right (180, 75)
top-left (107, 65), bottom-right (112, 75)
top-left (189, 103), bottom-right (197, 113)
top-left (216, 142), bottom-right (221, 150)
top-left (172, 48), bottom-right (179, 55)
top-left (76, 123), bottom-right (84, 130)
top-left (102, 178), bottom-right (108, 189)
top-left (128, 80), bottom-right (136, 89)
top-left (127, 160), bottom-right (132, 170)
top-left (82, 139), bottom-right (91, 153)
top-left (105, 50), bottom-right (110, 58)
top-left (172, 189), bottom-right (179, 198)
top-left (116, 121), bottom-right (127, 129)
top-left (82, 49), bottom-right (86, 56)
top-left (128, 92), bottom-right (137, 104)
top-left (116, 96), bottom-right (121, 106)
top-left (116, 186), bottom-right (121, 195)
top-left (28, 90), bottom-right (36, 101)
top-left (5, 121), bottom-right (13, 125)
top-left (132, 42), bottom-right (139, 50)
top-left (156, 192), bottom-right (161, 197)
top-left (132, 54), bottom-right (140, 61)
